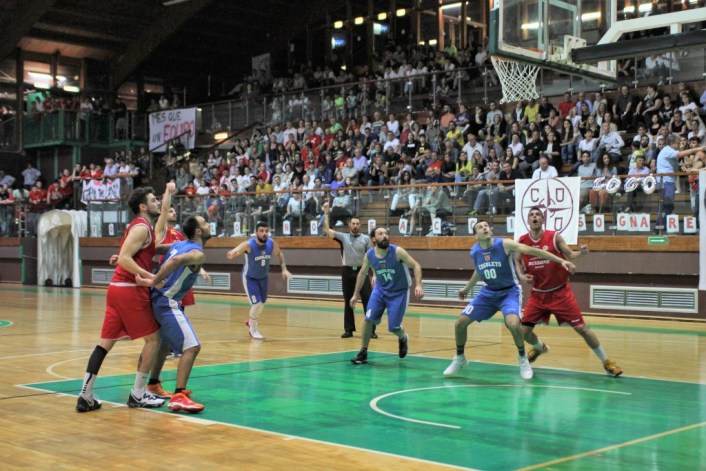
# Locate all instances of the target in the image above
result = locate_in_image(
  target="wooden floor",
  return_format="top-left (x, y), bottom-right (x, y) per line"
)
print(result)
top-left (1, 284), bottom-right (705, 470)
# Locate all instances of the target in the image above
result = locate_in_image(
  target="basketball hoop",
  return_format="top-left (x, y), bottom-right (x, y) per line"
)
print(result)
top-left (491, 56), bottom-right (540, 104)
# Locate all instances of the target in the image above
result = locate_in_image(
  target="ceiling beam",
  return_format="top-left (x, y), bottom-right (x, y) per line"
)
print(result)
top-left (27, 28), bottom-right (125, 52)
top-left (111, 0), bottom-right (214, 88)
top-left (0, 0), bottom-right (57, 62)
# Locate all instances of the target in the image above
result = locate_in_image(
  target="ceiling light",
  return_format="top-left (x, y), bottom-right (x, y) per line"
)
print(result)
top-left (377, 12), bottom-right (387, 20)
top-left (214, 132), bottom-right (229, 140)
top-left (63, 85), bottom-right (80, 93)
top-left (354, 17), bottom-right (364, 25)
top-left (396, 8), bottom-right (406, 17)
top-left (333, 20), bottom-right (344, 29)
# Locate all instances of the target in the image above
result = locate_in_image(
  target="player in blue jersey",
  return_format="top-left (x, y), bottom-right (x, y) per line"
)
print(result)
top-left (349, 226), bottom-right (424, 364)
top-left (226, 220), bottom-right (292, 339)
top-left (443, 220), bottom-right (576, 379)
top-left (136, 215), bottom-right (211, 413)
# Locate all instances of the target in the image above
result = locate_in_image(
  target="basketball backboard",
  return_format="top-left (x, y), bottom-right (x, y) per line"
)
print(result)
top-left (489, 0), bottom-right (617, 82)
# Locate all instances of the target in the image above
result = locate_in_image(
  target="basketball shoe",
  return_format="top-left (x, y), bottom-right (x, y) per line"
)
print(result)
top-left (603, 359), bottom-right (623, 377)
top-left (398, 334), bottom-right (409, 358)
top-left (443, 355), bottom-right (468, 376)
top-left (519, 355), bottom-right (534, 380)
top-left (147, 380), bottom-right (173, 399)
top-left (527, 343), bottom-right (550, 364)
top-left (76, 395), bottom-right (102, 412)
top-left (350, 349), bottom-right (368, 364)
top-left (127, 390), bottom-right (165, 408)
top-left (168, 390), bottom-right (204, 413)
top-left (246, 319), bottom-right (264, 340)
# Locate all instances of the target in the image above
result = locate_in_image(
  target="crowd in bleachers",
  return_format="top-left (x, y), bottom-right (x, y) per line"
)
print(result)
top-left (0, 147), bottom-right (150, 236)
top-left (161, 78), bottom-right (706, 235)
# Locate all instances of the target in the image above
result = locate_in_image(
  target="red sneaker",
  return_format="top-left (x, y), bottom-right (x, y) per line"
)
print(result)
top-left (147, 381), bottom-right (173, 399)
top-left (168, 390), bottom-right (204, 413)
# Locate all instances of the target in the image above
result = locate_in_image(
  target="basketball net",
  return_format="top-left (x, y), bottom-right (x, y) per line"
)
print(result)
top-left (490, 56), bottom-right (540, 104)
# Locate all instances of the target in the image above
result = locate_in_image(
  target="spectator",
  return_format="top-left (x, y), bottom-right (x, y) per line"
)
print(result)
top-left (594, 122), bottom-right (625, 164)
top-left (496, 160), bottom-right (521, 214)
top-left (389, 171), bottom-right (420, 216)
top-left (21, 163), bottom-right (41, 190)
top-left (470, 160), bottom-right (501, 215)
top-left (408, 185), bottom-right (453, 236)
top-left (572, 151), bottom-right (597, 211)
top-left (613, 85), bottom-right (638, 131)
top-left (532, 155), bottom-right (558, 180)
top-left (588, 153), bottom-right (618, 214)
top-left (621, 154), bottom-right (651, 213)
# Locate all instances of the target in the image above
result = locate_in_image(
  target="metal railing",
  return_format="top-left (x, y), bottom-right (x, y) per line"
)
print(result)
top-left (74, 173), bottom-right (698, 239)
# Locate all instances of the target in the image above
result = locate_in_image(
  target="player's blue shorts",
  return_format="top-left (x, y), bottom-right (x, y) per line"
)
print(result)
top-left (365, 288), bottom-right (409, 332)
top-left (461, 284), bottom-right (522, 322)
top-left (243, 274), bottom-right (268, 305)
top-left (151, 292), bottom-right (199, 354)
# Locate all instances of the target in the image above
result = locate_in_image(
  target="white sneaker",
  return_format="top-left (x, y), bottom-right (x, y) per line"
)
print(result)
top-left (518, 355), bottom-right (533, 380)
top-left (443, 355), bottom-right (468, 376)
top-left (127, 389), bottom-right (165, 408)
top-left (246, 319), bottom-right (264, 340)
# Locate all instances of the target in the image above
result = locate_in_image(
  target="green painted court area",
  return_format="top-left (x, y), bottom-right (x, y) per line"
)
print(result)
top-left (26, 353), bottom-right (706, 470)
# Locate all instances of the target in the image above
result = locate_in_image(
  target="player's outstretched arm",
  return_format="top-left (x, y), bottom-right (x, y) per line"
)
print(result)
top-left (321, 201), bottom-right (335, 239)
top-left (272, 240), bottom-right (292, 280)
top-left (350, 256), bottom-right (372, 308)
top-left (154, 181), bottom-right (176, 243)
top-left (396, 247), bottom-right (424, 299)
top-left (503, 238), bottom-right (576, 274)
top-left (226, 240), bottom-right (251, 260)
top-left (556, 234), bottom-right (589, 261)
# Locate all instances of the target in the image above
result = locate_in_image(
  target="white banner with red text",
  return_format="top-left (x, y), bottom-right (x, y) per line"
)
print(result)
top-left (514, 177), bottom-right (581, 244)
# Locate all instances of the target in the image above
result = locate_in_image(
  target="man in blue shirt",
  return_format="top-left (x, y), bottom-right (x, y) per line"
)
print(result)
top-left (656, 134), bottom-right (705, 231)
top-left (137, 215), bottom-right (211, 413)
top-left (443, 220), bottom-right (575, 380)
top-left (349, 227), bottom-right (424, 364)
top-left (226, 220), bottom-right (292, 339)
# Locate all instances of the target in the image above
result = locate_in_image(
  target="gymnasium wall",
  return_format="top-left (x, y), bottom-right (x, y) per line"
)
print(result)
top-left (73, 236), bottom-right (704, 321)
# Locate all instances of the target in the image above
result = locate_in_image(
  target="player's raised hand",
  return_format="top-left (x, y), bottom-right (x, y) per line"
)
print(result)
top-left (166, 181), bottom-right (176, 193)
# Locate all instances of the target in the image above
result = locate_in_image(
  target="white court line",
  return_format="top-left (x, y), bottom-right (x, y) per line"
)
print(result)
top-left (370, 384), bottom-right (632, 429)
top-left (15, 384), bottom-right (476, 471)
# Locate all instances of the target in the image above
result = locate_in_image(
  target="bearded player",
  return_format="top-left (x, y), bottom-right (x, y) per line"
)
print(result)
top-left (515, 207), bottom-right (623, 377)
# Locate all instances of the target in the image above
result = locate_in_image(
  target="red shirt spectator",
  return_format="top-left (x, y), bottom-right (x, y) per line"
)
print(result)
top-left (558, 93), bottom-right (575, 119)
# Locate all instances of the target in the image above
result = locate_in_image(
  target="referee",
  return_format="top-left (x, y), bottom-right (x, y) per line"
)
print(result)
top-left (323, 202), bottom-right (376, 339)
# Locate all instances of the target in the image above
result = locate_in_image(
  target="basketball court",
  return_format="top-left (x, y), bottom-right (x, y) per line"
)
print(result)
top-left (3, 285), bottom-right (706, 469)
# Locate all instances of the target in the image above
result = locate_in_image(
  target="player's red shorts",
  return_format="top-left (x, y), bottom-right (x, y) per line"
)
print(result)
top-left (101, 284), bottom-right (159, 340)
top-left (181, 289), bottom-right (195, 307)
top-left (522, 284), bottom-right (585, 327)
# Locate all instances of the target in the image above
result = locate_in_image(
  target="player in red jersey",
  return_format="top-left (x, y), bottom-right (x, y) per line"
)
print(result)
top-left (145, 183), bottom-right (211, 399)
top-left (76, 186), bottom-right (168, 412)
top-left (515, 207), bottom-right (623, 377)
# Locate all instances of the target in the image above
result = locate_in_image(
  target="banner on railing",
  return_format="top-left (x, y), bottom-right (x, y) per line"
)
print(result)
top-left (699, 170), bottom-right (705, 291)
top-left (514, 177), bottom-right (581, 244)
top-left (81, 179), bottom-right (121, 204)
top-left (148, 107), bottom-right (197, 152)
